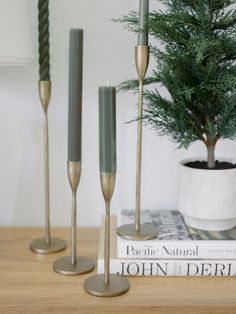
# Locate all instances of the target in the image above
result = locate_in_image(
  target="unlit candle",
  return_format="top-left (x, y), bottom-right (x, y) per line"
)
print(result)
top-left (68, 29), bottom-right (83, 162)
top-left (99, 86), bottom-right (116, 173)
top-left (138, 0), bottom-right (149, 46)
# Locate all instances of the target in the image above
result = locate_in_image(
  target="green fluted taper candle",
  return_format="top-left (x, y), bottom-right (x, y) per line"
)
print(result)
top-left (138, 0), bottom-right (149, 46)
top-left (99, 87), bottom-right (116, 173)
top-left (68, 29), bottom-right (83, 162)
top-left (38, 0), bottom-right (50, 81)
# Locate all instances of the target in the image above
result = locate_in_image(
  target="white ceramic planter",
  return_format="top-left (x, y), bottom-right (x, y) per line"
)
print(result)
top-left (179, 158), bottom-right (236, 231)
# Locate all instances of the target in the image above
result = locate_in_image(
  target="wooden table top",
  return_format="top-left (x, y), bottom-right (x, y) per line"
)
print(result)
top-left (0, 227), bottom-right (236, 314)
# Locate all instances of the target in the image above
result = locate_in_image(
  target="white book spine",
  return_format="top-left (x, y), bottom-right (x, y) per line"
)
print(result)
top-left (98, 259), bottom-right (236, 276)
top-left (117, 240), bottom-right (236, 259)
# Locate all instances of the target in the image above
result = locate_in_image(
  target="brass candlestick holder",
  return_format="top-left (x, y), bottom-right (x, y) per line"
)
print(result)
top-left (117, 46), bottom-right (158, 241)
top-left (30, 81), bottom-right (67, 253)
top-left (53, 161), bottom-right (95, 275)
top-left (84, 173), bottom-right (129, 297)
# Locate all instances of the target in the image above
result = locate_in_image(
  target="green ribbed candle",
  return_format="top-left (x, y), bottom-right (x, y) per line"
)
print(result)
top-left (138, 0), bottom-right (149, 46)
top-left (99, 87), bottom-right (116, 173)
top-left (68, 29), bottom-right (83, 162)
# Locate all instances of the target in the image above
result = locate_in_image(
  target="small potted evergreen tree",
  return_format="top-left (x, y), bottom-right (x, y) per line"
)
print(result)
top-left (118, 0), bottom-right (236, 230)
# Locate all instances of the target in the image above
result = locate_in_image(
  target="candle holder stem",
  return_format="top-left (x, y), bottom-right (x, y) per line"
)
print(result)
top-left (53, 162), bottom-right (95, 276)
top-left (44, 111), bottom-right (50, 244)
top-left (67, 162), bottom-right (79, 267)
top-left (104, 201), bottom-right (110, 285)
top-left (84, 173), bottom-right (129, 297)
top-left (135, 77), bottom-right (144, 233)
top-left (117, 46), bottom-right (158, 241)
top-left (71, 190), bottom-right (77, 265)
top-left (30, 81), bottom-right (66, 253)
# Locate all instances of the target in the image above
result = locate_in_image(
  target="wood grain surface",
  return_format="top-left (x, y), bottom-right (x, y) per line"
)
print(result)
top-left (0, 227), bottom-right (236, 314)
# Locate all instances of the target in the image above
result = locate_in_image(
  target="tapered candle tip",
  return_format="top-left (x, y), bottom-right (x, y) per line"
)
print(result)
top-left (106, 80), bottom-right (109, 87)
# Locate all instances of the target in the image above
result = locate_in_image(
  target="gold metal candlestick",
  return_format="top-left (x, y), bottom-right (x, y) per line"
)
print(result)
top-left (84, 173), bottom-right (129, 297)
top-left (117, 46), bottom-right (158, 241)
top-left (30, 81), bottom-right (67, 254)
top-left (53, 161), bottom-right (95, 275)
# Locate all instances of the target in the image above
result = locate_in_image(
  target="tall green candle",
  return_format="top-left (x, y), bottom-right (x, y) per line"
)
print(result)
top-left (138, 0), bottom-right (149, 46)
top-left (99, 86), bottom-right (116, 173)
top-left (38, 0), bottom-right (50, 81)
top-left (68, 29), bottom-right (83, 162)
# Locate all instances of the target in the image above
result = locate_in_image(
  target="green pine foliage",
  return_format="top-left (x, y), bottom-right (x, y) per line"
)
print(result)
top-left (117, 0), bottom-right (236, 168)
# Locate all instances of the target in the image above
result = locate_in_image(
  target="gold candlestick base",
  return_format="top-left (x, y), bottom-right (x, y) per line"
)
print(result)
top-left (84, 173), bottom-right (130, 297)
top-left (117, 224), bottom-right (158, 241)
top-left (117, 46), bottom-right (158, 241)
top-left (53, 162), bottom-right (95, 276)
top-left (84, 274), bottom-right (129, 297)
top-left (30, 238), bottom-right (67, 254)
top-left (53, 256), bottom-right (95, 276)
top-left (31, 81), bottom-right (67, 254)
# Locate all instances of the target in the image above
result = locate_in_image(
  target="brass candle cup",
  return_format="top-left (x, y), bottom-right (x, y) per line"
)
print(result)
top-left (117, 46), bottom-right (158, 241)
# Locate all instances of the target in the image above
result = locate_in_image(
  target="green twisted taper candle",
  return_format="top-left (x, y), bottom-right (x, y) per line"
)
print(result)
top-left (38, 0), bottom-right (50, 81)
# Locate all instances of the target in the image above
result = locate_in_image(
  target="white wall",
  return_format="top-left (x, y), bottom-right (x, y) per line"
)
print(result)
top-left (0, 0), bottom-right (236, 227)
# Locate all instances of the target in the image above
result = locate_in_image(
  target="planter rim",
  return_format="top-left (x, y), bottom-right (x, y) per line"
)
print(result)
top-left (179, 157), bottom-right (236, 171)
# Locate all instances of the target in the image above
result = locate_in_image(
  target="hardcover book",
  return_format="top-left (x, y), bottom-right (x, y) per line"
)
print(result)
top-left (98, 216), bottom-right (236, 276)
top-left (117, 210), bottom-right (236, 259)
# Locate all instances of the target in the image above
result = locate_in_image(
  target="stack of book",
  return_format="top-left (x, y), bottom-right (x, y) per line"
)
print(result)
top-left (98, 210), bottom-right (236, 276)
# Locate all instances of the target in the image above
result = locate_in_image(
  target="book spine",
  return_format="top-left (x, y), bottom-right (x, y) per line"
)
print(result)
top-left (118, 241), bottom-right (236, 259)
top-left (98, 259), bottom-right (236, 276)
